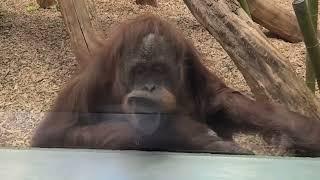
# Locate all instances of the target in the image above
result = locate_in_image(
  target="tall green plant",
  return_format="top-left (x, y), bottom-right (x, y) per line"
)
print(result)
top-left (305, 0), bottom-right (318, 92)
top-left (294, 0), bottom-right (320, 91)
top-left (239, 0), bottom-right (251, 18)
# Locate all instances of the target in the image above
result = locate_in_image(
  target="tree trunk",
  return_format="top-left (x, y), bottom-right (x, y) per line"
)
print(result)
top-left (57, 0), bottom-right (104, 67)
top-left (245, 0), bottom-right (303, 43)
top-left (37, 0), bottom-right (56, 8)
top-left (136, 0), bottom-right (158, 7)
top-left (183, 0), bottom-right (320, 119)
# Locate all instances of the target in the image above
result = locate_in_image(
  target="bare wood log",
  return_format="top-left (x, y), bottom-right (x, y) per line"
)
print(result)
top-left (183, 0), bottom-right (320, 119)
top-left (57, 0), bottom-right (104, 67)
top-left (136, 0), bottom-right (158, 7)
top-left (37, 0), bottom-right (56, 8)
top-left (245, 0), bottom-right (303, 43)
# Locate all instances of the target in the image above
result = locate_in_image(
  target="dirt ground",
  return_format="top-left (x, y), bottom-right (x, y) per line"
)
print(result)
top-left (0, 0), bottom-right (312, 155)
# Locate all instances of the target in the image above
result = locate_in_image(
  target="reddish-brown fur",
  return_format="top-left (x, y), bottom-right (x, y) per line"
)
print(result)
top-left (32, 15), bottom-right (320, 156)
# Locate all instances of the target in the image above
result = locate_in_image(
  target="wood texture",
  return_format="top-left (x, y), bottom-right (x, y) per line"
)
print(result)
top-left (183, 0), bottom-right (320, 119)
top-left (246, 0), bottom-right (303, 43)
top-left (57, 0), bottom-right (104, 67)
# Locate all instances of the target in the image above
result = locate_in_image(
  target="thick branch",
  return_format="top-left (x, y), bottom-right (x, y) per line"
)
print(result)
top-left (57, 0), bottom-right (104, 67)
top-left (246, 0), bottom-right (303, 43)
top-left (183, 0), bottom-right (320, 119)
